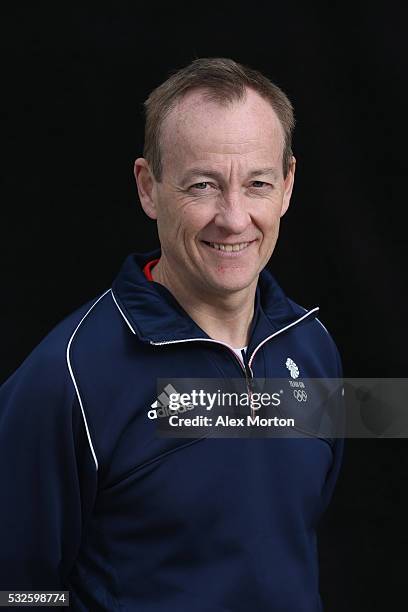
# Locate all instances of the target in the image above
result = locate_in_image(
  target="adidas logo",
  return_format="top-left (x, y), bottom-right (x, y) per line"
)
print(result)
top-left (148, 383), bottom-right (194, 420)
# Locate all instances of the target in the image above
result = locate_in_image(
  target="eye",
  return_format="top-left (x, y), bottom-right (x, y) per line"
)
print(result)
top-left (191, 182), bottom-right (210, 190)
top-left (251, 180), bottom-right (269, 188)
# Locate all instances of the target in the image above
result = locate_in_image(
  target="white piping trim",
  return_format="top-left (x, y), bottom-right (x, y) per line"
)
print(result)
top-left (110, 289), bottom-right (136, 334)
top-left (152, 336), bottom-right (233, 348)
top-left (66, 289), bottom-right (111, 471)
top-left (151, 336), bottom-right (247, 374)
top-left (112, 284), bottom-right (318, 376)
top-left (299, 304), bottom-right (329, 336)
top-left (248, 307), bottom-right (320, 368)
top-left (150, 308), bottom-right (319, 375)
top-left (316, 317), bottom-right (330, 335)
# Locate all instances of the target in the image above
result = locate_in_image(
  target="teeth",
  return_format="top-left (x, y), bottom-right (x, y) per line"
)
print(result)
top-left (208, 242), bottom-right (249, 251)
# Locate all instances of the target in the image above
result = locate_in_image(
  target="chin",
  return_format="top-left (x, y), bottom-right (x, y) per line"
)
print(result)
top-left (209, 273), bottom-right (256, 294)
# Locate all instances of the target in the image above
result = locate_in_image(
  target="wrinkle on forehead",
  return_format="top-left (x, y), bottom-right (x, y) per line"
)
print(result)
top-left (160, 88), bottom-right (285, 172)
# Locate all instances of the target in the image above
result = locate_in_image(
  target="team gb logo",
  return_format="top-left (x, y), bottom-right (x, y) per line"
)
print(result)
top-left (285, 357), bottom-right (299, 379)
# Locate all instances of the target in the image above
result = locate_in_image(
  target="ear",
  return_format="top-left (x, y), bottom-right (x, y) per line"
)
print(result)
top-left (280, 156), bottom-right (296, 218)
top-left (134, 157), bottom-right (158, 220)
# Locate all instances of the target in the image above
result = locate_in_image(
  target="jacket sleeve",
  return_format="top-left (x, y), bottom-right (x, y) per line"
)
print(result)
top-left (0, 341), bottom-right (98, 589)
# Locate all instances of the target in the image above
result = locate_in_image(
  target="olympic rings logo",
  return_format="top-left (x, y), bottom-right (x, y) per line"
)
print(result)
top-left (293, 389), bottom-right (307, 402)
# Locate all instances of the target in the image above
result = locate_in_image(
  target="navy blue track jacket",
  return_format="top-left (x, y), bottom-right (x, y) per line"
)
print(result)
top-left (0, 248), bottom-right (343, 611)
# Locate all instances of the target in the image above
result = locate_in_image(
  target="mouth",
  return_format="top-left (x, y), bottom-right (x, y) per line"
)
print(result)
top-left (201, 240), bottom-right (256, 254)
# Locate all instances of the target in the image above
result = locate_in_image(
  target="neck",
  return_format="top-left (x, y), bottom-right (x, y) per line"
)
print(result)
top-left (151, 256), bottom-right (256, 349)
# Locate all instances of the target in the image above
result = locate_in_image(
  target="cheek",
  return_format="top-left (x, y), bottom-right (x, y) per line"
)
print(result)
top-left (157, 199), bottom-right (216, 246)
top-left (251, 199), bottom-right (282, 233)
top-left (179, 201), bottom-right (216, 233)
top-left (156, 196), bottom-right (184, 234)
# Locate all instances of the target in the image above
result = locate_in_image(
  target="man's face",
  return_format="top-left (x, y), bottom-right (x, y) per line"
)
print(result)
top-left (137, 87), bottom-right (295, 296)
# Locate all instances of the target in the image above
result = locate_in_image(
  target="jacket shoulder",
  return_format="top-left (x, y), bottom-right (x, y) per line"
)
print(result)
top-left (286, 297), bottom-right (343, 378)
top-left (3, 290), bottom-right (112, 386)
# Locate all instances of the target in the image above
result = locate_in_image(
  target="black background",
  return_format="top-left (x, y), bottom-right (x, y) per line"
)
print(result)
top-left (1, 3), bottom-right (407, 610)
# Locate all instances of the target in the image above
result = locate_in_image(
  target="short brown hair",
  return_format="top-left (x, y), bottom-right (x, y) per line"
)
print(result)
top-left (143, 57), bottom-right (295, 180)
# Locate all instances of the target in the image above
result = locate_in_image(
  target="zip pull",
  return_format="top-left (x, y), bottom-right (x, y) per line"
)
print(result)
top-left (241, 350), bottom-right (253, 385)
top-left (242, 351), bottom-right (256, 419)
top-left (244, 362), bottom-right (253, 389)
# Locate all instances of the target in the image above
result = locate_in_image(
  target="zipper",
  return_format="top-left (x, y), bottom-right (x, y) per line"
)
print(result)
top-left (243, 357), bottom-right (256, 420)
top-left (149, 308), bottom-right (319, 421)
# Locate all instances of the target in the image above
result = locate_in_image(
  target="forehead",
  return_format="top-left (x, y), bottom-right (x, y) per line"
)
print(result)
top-left (160, 88), bottom-right (285, 173)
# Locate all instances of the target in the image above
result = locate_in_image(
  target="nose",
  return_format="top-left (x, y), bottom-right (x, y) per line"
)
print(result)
top-left (213, 191), bottom-right (251, 235)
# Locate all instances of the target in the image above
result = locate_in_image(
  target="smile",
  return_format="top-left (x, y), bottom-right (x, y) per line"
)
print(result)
top-left (202, 240), bottom-right (254, 252)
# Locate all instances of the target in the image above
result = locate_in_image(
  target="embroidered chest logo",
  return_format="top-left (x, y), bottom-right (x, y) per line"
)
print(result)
top-left (285, 357), bottom-right (307, 402)
top-left (285, 357), bottom-right (299, 379)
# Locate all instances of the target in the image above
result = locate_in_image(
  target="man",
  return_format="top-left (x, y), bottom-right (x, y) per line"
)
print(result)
top-left (0, 58), bottom-right (343, 610)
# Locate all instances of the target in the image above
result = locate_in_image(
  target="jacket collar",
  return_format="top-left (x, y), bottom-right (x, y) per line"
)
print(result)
top-left (111, 248), bottom-right (318, 349)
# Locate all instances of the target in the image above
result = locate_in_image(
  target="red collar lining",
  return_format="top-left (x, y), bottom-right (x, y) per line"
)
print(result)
top-left (143, 258), bottom-right (160, 281)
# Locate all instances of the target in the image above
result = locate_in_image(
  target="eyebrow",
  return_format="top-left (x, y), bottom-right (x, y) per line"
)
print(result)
top-left (248, 167), bottom-right (280, 180)
top-left (181, 166), bottom-right (280, 184)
